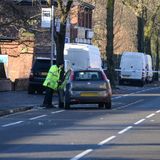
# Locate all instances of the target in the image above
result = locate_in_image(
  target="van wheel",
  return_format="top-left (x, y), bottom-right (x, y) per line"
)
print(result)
top-left (139, 80), bottom-right (144, 87)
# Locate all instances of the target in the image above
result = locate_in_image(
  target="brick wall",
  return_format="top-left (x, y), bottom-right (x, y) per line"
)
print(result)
top-left (0, 35), bottom-right (35, 90)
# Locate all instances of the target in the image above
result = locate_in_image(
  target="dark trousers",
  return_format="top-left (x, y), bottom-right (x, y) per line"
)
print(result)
top-left (43, 87), bottom-right (54, 107)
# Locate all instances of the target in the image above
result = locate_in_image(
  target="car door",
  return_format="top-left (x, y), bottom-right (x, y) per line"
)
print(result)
top-left (58, 70), bottom-right (72, 107)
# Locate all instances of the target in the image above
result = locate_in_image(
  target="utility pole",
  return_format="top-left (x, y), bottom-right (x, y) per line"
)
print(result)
top-left (46, 0), bottom-right (55, 66)
top-left (51, 4), bottom-right (55, 65)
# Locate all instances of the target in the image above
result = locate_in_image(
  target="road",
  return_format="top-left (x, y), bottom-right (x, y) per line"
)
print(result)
top-left (0, 85), bottom-right (160, 160)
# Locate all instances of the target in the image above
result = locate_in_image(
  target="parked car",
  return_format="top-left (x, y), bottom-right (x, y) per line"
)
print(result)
top-left (58, 68), bottom-right (112, 109)
top-left (28, 57), bottom-right (72, 94)
top-left (28, 57), bottom-right (56, 94)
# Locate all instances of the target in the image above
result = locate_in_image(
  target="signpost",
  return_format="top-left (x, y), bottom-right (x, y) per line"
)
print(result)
top-left (41, 8), bottom-right (51, 28)
top-left (41, 6), bottom-right (55, 65)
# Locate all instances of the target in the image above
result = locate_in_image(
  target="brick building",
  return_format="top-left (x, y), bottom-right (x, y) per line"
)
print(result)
top-left (0, 0), bottom-right (95, 91)
top-left (69, 2), bottom-right (94, 44)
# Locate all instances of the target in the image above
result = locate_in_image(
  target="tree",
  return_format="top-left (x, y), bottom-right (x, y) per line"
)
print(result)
top-left (144, 3), bottom-right (160, 55)
top-left (55, 0), bottom-right (73, 76)
top-left (47, 0), bottom-right (73, 77)
top-left (122, 0), bottom-right (145, 52)
top-left (155, 31), bottom-right (160, 80)
top-left (106, 0), bottom-right (116, 86)
top-left (122, 0), bottom-right (160, 55)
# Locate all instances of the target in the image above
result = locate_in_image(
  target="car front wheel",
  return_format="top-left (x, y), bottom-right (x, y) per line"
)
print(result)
top-left (28, 85), bottom-right (35, 94)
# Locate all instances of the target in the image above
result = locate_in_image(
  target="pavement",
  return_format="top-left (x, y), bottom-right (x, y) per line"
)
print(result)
top-left (0, 81), bottom-right (159, 117)
top-left (0, 91), bottom-right (58, 117)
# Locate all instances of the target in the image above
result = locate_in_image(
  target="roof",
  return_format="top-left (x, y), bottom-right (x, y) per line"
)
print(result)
top-left (73, 1), bottom-right (95, 10)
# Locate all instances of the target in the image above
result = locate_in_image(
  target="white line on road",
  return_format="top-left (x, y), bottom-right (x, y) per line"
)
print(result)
top-left (29, 115), bottom-right (47, 120)
top-left (113, 87), bottom-right (160, 100)
top-left (146, 113), bottom-right (155, 119)
top-left (134, 119), bottom-right (145, 125)
top-left (51, 110), bottom-right (65, 114)
top-left (70, 149), bottom-right (93, 160)
top-left (98, 136), bottom-right (116, 146)
top-left (2, 121), bottom-right (23, 127)
top-left (113, 99), bottom-right (144, 110)
top-left (118, 126), bottom-right (133, 134)
top-left (156, 110), bottom-right (160, 113)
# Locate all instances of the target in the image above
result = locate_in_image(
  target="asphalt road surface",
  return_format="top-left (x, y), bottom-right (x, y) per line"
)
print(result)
top-left (0, 85), bottom-right (160, 160)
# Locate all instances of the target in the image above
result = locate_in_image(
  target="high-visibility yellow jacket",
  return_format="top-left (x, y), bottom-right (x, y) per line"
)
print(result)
top-left (43, 65), bottom-right (62, 90)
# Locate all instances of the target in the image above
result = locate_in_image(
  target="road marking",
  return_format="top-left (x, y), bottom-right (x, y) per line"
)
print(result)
top-left (113, 99), bottom-right (143, 110)
top-left (146, 113), bottom-right (155, 119)
top-left (69, 87), bottom-right (160, 160)
top-left (115, 93), bottom-right (160, 97)
top-left (156, 110), bottom-right (160, 113)
top-left (2, 121), bottom-right (23, 127)
top-left (70, 149), bottom-right (93, 160)
top-left (98, 136), bottom-right (116, 146)
top-left (134, 119), bottom-right (145, 125)
top-left (113, 87), bottom-right (160, 99)
top-left (29, 114), bottom-right (47, 120)
top-left (51, 110), bottom-right (65, 114)
top-left (118, 126), bottom-right (133, 134)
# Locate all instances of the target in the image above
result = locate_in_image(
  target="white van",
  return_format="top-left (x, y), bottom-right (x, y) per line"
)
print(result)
top-left (119, 52), bottom-right (147, 86)
top-left (145, 54), bottom-right (153, 83)
top-left (64, 43), bottom-right (102, 69)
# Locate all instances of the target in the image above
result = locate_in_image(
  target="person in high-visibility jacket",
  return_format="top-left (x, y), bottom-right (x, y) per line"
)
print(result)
top-left (42, 64), bottom-right (63, 108)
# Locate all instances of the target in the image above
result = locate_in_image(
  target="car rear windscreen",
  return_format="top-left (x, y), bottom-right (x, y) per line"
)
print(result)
top-left (74, 71), bottom-right (102, 81)
top-left (32, 59), bottom-right (56, 72)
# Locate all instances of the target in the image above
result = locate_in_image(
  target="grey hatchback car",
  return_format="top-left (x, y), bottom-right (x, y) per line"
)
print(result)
top-left (58, 68), bottom-right (112, 109)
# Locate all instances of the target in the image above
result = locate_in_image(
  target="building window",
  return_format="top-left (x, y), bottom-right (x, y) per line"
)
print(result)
top-left (78, 6), bottom-right (92, 29)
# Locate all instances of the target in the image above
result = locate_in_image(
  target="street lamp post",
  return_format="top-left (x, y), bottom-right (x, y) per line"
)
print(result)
top-left (51, 4), bottom-right (55, 65)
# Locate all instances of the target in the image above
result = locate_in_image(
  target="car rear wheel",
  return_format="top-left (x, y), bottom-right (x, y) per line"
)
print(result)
top-left (59, 99), bottom-right (64, 108)
top-left (64, 95), bottom-right (70, 109)
top-left (64, 86), bottom-right (70, 109)
top-left (58, 91), bottom-right (64, 108)
top-left (104, 98), bottom-right (111, 109)
top-left (98, 103), bottom-right (104, 108)
top-left (119, 79), bottom-right (124, 85)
